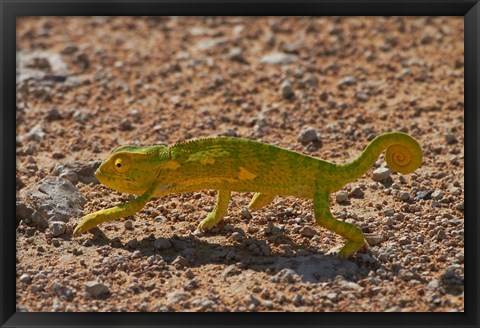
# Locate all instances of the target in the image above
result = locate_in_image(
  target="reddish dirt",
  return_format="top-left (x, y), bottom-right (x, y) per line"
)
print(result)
top-left (16, 16), bottom-right (464, 312)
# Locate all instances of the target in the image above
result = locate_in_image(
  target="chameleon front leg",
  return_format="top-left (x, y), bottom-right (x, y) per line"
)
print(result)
top-left (313, 191), bottom-right (368, 258)
top-left (73, 172), bottom-right (162, 236)
top-left (197, 190), bottom-right (231, 232)
top-left (248, 193), bottom-right (275, 211)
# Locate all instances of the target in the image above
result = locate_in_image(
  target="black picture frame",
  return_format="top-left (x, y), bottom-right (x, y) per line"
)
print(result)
top-left (1, 1), bottom-right (479, 328)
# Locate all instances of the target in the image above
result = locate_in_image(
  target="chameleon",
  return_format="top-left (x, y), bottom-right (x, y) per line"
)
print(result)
top-left (73, 132), bottom-right (422, 258)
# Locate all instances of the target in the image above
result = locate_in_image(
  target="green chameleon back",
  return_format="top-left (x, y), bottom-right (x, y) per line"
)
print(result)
top-left (164, 137), bottom-right (333, 198)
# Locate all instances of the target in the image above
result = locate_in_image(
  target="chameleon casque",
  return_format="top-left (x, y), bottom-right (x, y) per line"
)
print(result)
top-left (73, 132), bottom-right (422, 258)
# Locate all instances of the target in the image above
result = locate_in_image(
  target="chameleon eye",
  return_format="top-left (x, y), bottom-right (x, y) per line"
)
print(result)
top-left (113, 155), bottom-right (131, 173)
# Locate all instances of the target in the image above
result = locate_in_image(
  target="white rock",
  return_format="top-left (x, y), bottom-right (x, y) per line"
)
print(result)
top-left (19, 274), bottom-right (31, 284)
top-left (49, 221), bottom-right (66, 237)
top-left (372, 167), bottom-right (391, 182)
top-left (260, 52), bottom-right (298, 65)
top-left (336, 192), bottom-right (348, 203)
top-left (167, 291), bottom-right (190, 306)
top-left (84, 281), bottom-right (109, 297)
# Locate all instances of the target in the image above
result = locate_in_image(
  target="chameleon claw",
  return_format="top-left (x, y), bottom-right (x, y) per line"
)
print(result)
top-left (72, 212), bottom-right (102, 236)
top-left (192, 228), bottom-right (205, 236)
top-left (73, 222), bottom-right (88, 236)
top-left (326, 245), bottom-right (344, 257)
top-left (196, 221), bottom-right (213, 233)
top-left (72, 225), bottom-right (82, 236)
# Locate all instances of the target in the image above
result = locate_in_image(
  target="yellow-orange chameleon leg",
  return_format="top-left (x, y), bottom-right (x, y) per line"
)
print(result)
top-left (248, 193), bottom-right (275, 211)
top-left (313, 191), bottom-right (368, 258)
top-left (197, 190), bottom-right (231, 232)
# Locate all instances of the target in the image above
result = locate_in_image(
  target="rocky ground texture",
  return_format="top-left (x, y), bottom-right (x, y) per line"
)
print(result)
top-left (16, 17), bottom-right (464, 312)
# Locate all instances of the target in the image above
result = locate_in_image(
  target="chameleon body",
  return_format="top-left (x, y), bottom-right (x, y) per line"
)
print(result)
top-left (73, 132), bottom-right (422, 258)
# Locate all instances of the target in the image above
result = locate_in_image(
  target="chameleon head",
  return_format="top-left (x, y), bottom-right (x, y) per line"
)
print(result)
top-left (95, 145), bottom-right (168, 195)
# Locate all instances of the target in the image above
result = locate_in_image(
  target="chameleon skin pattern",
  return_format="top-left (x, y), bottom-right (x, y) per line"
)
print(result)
top-left (73, 132), bottom-right (422, 258)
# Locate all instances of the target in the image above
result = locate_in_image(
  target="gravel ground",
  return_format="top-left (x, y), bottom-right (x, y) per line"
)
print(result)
top-left (16, 16), bottom-right (464, 312)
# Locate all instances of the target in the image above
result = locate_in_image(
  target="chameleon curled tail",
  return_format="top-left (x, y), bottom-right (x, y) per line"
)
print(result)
top-left (338, 132), bottom-right (423, 184)
top-left (310, 132), bottom-right (423, 258)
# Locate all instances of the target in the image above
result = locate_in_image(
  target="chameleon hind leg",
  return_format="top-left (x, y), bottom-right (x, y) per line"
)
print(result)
top-left (313, 191), bottom-right (368, 258)
top-left (197, 190), bottom-right (231, 232)
top-left (248, 193), bottom-right (275, 211)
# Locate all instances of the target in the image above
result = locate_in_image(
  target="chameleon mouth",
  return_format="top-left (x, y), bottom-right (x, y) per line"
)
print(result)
top-left (95, 168), bottom-right (121, 185)
top-left (94, 167), bottom-right (107, 179)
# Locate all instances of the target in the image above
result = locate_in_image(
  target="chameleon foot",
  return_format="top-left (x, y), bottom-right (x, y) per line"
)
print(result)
top-left (73, 212), bottom-right (103, 236)
top-left (197, 216), bottom-right (218, 232)
top-left (313, 191), bottom-right (368, 258)
top-left (337, 240), bottom-right (369, 258)
top-left (197, 190), bottom-right (230, 232)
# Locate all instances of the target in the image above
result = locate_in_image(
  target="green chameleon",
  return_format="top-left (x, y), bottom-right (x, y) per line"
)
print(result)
top-left (73, 132), bottom-right (422, 258)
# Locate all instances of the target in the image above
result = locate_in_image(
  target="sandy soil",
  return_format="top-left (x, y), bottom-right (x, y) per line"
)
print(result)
top-left (15, 16), bottom-right (464, 312)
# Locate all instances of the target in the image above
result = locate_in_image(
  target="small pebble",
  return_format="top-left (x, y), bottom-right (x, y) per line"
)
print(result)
top-left (241, 208), bottom-right (252, 220)
top-left (372, 167), bottom-right (391, 182)
top-left (260, 52), bottom-right (298, 65)
top-left (183, 279), bottom-right (199, 291)
top-left (271, 268), bottom-right (297, 283)
top-left (398, 269), bottom-right (416, 281)
top-left (185, 269), bottom-right (195, 279)
top-left (337, 76), bottom-right (356, 88)
top-left (51, 239), bottom-right (61, 247)
top-left (444, 132), bottom-right (457, 144)
top-left (431, 190), bottom-right (444, 200)
top-left (326, 292), bottom-right (338, 300)
top-left (49, 221), bottom-right (66, 237)
top-left (172, 255), bottom-right (188, 268)
top-left (280, 80), bottom-right (294, 99)
top-left (293, 294), bottom-right (303, 306)
top-left (355, 92), bottom-right (369, 102)
top-left (244, 294), bottom-right (260, 306)
top-left (336, 192), bottom-right (348, 204)
top-left (437, 229), bottom-right (448, 240)
top-left (398, 236), bottom-right (411, 245)
top-left (154, 237), bottom-right (172, 250)
top-left (52, 152), bottom-right (65, 159)
top-left (427, 280), bottom-right (440, 290)
top-left (229, 47), bottom-right (247, 63)
top-left (124, 220), bottom-right (133, 230)
top-left (45, 108), bottom-right (62, 121)
top-left (350, 186), bottom-right (364, 198)
top-left (231, 231), bottom-right (244, 242)
top-left (25, 124), bottom-right (46, 141)
top-left (127, 238), bottom-right (139, 249)
top-left (192, 298), bottom-right (215, 311)
top-left (84, 281), bottom-right (109, 298)
top-left (415, 190), bottom-right (434, 201)
top-left (297, 127), bottom-right (320, 145)
top-left (119, 119), bottom-right (134, 131)
top-left (455, 202), bottom-right (464, 211)
top-left (167, 291), bottom-right (190, 307)
top-left (299, 226), bottom-right (316, 237)
top-left (19, 274), bottom-right (31, 284)
top-left (73, 111), bottom-right (90, 123)
top-left (398, 191), bottom-right (410, 201)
